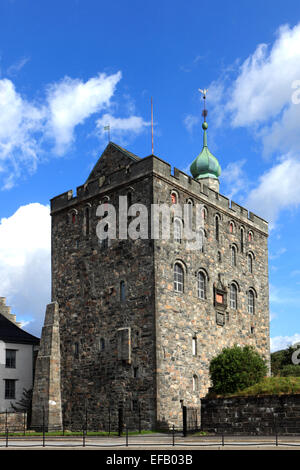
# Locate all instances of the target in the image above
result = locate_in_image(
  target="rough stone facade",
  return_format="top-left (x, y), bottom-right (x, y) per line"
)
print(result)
top-left (31, 302), bottom-right (62, 430)
top-left (32, 142), bottom-right (270, 430)
top-left (201, 395), bottom-right (300, 435)
top-left (0, 411), bottom-right (26, 432)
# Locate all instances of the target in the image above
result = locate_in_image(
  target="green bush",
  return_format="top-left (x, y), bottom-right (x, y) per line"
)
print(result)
top-left (209, 345), bottom-right (268, 395)
top-left (279, 364), bottom-right (300, 377)
top-left (271, 346), bottom-right (296, 376)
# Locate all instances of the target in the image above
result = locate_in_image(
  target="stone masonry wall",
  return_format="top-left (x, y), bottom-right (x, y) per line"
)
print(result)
top-left (201, 395), bottom-right (300, 435)
top-left (153, 169), bottom-right (269, 428)
top-left (51, 161), bottom-right (157, 430)
top-left (0, 412), bottom-right (26, 432)
top-left (48, 143), bottom-right (270, 431)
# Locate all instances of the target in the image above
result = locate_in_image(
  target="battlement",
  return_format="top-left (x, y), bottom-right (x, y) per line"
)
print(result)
top-left (50, 149), bottom-right (268, 234)
top-left (0, 297), bottom-right (22, 327)
top-left (151, 157), bottom-right (268, 234)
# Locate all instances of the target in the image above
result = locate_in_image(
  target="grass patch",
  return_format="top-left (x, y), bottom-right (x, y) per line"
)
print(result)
top-left (226, 376), bottom-right (300, 397)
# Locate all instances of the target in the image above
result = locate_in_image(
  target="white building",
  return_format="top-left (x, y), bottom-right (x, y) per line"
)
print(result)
top-left (0, 298), bottom-right (39, 412)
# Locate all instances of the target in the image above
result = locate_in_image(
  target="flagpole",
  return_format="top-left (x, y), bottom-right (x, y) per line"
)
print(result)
top-left (151, 97), bottom-right (154, 154)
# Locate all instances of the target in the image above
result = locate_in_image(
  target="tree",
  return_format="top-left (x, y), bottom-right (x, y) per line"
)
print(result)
top-left (271, 346), bottom-right (300, 376)
top-left (209, 345), bottom-right (268, 395)
top-left (10, 388), bottom-right (33, 427)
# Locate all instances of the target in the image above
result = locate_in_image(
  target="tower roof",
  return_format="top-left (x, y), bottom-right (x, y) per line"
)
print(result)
top-left (190, 122), bottom-right (221, 180)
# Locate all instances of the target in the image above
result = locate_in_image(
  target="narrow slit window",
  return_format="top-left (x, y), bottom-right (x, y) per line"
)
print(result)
top-left (192, 337), bottom-right (197, 356)
top-left (174, 263), bottom-right (184, 293)
top-left (197, 272), bottom-right (205, 299)
top-left (230, 284), bottom-right (237, 309)
top-left (248, 290), bottom-right (255, 314)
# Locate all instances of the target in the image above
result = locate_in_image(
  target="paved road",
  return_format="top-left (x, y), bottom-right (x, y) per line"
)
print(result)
top-left (1, 434), bottom-right (300, 450)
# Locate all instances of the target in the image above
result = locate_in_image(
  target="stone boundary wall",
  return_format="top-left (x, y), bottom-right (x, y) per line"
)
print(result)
top-left (201, 395), bottom-right (300, 435)
top-left (0, 412), bottom-right (26, 432)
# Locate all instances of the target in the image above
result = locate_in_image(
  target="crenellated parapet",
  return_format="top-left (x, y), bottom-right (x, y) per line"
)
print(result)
top-left (50, 146), bottom-right (268, 236)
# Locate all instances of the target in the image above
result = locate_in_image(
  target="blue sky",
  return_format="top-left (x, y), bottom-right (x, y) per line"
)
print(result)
top-left (1, 0), bottom-right (300, 351)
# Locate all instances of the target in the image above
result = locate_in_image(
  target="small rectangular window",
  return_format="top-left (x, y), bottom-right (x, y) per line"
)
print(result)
top-left (120, 281), bottom-right (126, 302)
top-left (216, 312), bottom-right (225, 326)
top-left (5, 350), bottom-right (16, 368)
top-left (5, 379), bottom-right (16, 399)
top-left (117, 328), bottom-right (131, 363)
top-left (192, 337), bottom-right (197, 356)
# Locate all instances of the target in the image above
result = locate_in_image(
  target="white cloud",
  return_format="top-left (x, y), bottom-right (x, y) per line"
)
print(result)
top-left (0, 70), bottom-right (148, 188)
top-left (271, 334), bottom-right (300, 352)
top-left (0, 78), bottom-right (46, 189)
top-left (221, 159), bottom-right (248, 200)
top-left (227, 23), bottom-right (300, 130)
top-left (46, 72), bottom-right (122, 154)
top-left (183, 114), bottom-right (200, 133)
top-left (7, 56), bottom-right (30, 76)
top-left (0, 203), bottom-right (51, 337)
top-left (209, 22), bottom-right (300, 157)
top-left (246, 155), bottom-right (300, 228)
top-left (96, 113), bottom-right (150, 144)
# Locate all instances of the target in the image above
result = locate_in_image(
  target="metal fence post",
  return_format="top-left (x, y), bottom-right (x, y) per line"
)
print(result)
top-left (126, 425), bottom-right (129, 447)
top-left (182, 406), bottom-right (187, 437)
top-left (42, 406), bottom-right (45, 447)
top-left (108, 406), bottom-right (111, 436)
top-left (138, 404), bottom-right (141, 434)
top-left (85, 401), bottom-right (88, 435)
top-left (24, 411), bottom-right (26, 436)
top-left (5, 427), bottom-right (8, 448)
top-left (83, 425), bottom-right (86, 447)
top-left (118, 407), bottom-right (123, 437)
top-left (172, 425), bottom-right (175, 446)
top-left (274, 415), bottom-right (278, 447)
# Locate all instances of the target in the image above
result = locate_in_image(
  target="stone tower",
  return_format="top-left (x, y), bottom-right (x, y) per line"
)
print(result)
top-left (32, 129), bottom-right (270, 430)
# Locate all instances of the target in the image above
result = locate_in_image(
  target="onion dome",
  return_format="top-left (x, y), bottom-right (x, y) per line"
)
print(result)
top-left (190, 122), bottom-right (221, 180)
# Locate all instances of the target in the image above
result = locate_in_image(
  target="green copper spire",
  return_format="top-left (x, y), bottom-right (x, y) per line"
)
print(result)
top-left (190, 121), bottom-right (221, 180)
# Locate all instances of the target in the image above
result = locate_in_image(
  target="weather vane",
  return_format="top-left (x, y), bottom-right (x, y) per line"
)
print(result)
top-left (199, 88), bottom-right (208, 122)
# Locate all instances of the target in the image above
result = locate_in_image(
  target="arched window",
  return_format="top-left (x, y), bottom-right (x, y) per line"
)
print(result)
top-left (230, 283), bottom-right (237, 309)
top-left (100, 338), bottom-right (105, 351)
top-left (174, 263), bottom-right (184, 293)
top-left (229, 221), bottom-right (234, 233)
top-left (197, 271), bottom-right (206, 299)
top-left (248, 231), bottom-right (253, 242)
top-left (171, 191), bottom-right (178, 204)
top-left (240, 227), bottom-right (244, 253)
top-left (199, 229), bottom-right (205, 253)
top-left (192, 375), bottom-right (198, 392)
top-left (201, 206), bottom-right (207, 221)
top-left (187, 199), bottom-right (193, 228)
top-left (217, 251), bottom-right (222, 263)
top-left (192, 337), bottom-right (197, 356)
top-left (248, 253), bottom-right (253, 273)
top-left (215, 215), bottom-right (220, 241)
top-left (248, 290), bottom-right (255, 314)
top-left (231, 245), bottom-right (237, 267)
top-left (174, 218), bottom-right (182, 243)
top-left (69, 209), bottom-right (78, 225)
